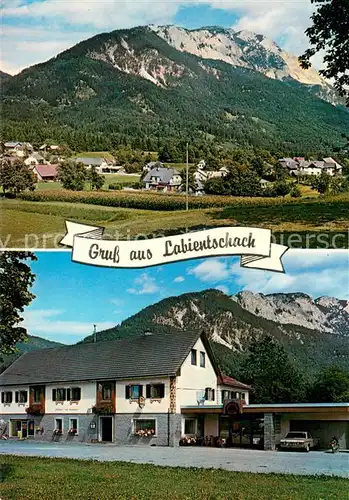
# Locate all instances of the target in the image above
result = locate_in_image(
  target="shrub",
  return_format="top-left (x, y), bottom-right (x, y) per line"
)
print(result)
top-left (290, 185), bottom-right (302, 198)
top-left (108, 183), bottom-right (122, 190)
top-left (92, 404), bottom-right (114, 415)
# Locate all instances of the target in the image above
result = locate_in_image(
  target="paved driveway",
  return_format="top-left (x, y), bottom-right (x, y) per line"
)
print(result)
top-left (0, 441), bottom-right (348, 477)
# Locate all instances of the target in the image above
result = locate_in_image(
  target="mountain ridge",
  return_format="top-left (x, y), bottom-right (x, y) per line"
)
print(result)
top-left (2, 25), bottom-right (349, 152)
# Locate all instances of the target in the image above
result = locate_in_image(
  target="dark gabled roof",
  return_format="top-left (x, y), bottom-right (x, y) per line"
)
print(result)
top-left (0, 331), bottom-right (217, 386)
top-left (143, 167), bottom-right (181, 184)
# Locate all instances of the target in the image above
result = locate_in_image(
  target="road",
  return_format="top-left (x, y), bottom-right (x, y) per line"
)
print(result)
top-left (0, 441), bottom-right (348, 477)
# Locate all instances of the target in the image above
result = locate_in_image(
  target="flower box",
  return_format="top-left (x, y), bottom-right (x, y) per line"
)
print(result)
top-left (26, 405), bottom-right (44, 416)
top-left (92, 404), bottom-right (114, 415)
top-left (134, 429), bottom-right (155, 437)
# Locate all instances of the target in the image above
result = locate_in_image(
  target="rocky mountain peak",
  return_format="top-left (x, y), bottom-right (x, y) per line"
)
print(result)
top-left (151, 24), bottom-right (326, 88)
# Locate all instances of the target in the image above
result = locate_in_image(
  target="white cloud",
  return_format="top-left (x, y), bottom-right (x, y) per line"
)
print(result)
top-left (188, 258), bottom-right (231, 282)
top-left (174, 276), bottom-right (185, 283)
top-left (215, 284), bottom-right (229, 295)
top-left (230, 250), bottom-right (349, 299)
top-left (127, 273), bottom-right (160, 295)
top-left (21, 309), bottom-right (115, 338)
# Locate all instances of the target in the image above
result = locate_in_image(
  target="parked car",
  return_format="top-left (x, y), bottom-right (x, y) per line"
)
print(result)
top-left (279, 431), bottom-right (319, 452)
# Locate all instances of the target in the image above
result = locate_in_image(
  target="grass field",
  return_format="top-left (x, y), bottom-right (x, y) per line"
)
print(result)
top-left (0, 455), bottom-right (347, 500)
top-left (1, 193), bottom-right (348, 248)
top-left (73, 151), bottom-right (115, 161)
top-left (35, 174), bottom-right (141, 192)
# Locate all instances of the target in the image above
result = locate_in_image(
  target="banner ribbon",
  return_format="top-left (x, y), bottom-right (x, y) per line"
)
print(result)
top-left (60, 221), bottom-right (288, 273)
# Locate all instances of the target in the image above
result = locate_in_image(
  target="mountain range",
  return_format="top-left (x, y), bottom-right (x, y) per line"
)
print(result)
top-left (2, 25), bottom-right (349, 153)
top-left (3, 289), bottom-right (346, 380)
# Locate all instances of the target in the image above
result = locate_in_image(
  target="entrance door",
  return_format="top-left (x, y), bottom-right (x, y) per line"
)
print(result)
top-left (100, 417), bottom-right (113, 442)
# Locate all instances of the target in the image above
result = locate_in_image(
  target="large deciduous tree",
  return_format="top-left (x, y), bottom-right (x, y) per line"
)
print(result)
top-left (241, 336), bottom-right (305, 403)
top-left (58, 160), bottom-right (87, 190)
top-left (300, 0), bottom-right (349, 105)
top-left (308, 366), bottom-right (349, 402)
top-left (0, 252), bottom-right (37, 356)
top-left (0, 159), bottom-right (36, 195)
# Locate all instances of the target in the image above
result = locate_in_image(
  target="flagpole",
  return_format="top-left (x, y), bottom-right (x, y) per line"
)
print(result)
top-left (186, 142), bottom-right (189, 211)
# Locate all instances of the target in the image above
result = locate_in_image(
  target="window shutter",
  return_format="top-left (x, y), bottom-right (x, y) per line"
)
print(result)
top-left (62, 388), bottom-right (66, 401)
top-left (15, 391), bottom-right (19, 403)
top-left (159, 384), bottom-right (165, 398)
top-left (125, 385), bottom-right (130, 399)
top-left (67, 389), bottom-right (71, 401)
top-left (146, 385), bottom-right (151, 399)
top-left (139, 385), bottom-right (143, 397)
top-left (205, 388), bottom-right (209, 400)
top-left (52, 389), bottom-right (56, 401)
top-left (1, 392), bottom-right (4, 403)
top-left (212, 389), bottom-right (215, 401)
top-left (24, 391), bottom-right (28, 403)
top-left (9, 392), bottom-right (12, 403)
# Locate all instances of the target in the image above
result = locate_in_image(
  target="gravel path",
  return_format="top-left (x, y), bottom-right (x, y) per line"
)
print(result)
top-left (1, 441), bottom-right (348, 477)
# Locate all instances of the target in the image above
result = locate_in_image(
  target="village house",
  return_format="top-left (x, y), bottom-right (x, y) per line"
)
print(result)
top-left (24, 152), bottom-right (45, 167)
top-left (143, 166), bottom-right (182, 192)
top-left (32, 164), bottom-right (59, 182)
top-left (1, 331), bottom-right (348, 449)
top-left (75, 156), bottom-right (113, 173)
top-left (279, 157), bottom-right (343, 177)
top-left (143, 161), bottom-right (164, 173)
top-left (39, 144), bottom-right (60, 152)
top-left (3, 142), bottom-right (33, 157)
top-left (194, 165), bottom-right (228, 183)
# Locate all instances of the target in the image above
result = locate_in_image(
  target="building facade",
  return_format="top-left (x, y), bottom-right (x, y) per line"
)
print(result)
top-left (0, 331), bottom-right (249, 446)
top-left (1, 331), bottom-right (347, 449)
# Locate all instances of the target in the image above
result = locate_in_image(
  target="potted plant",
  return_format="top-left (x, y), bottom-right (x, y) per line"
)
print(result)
top-left (92, 404), bottom-right (114, 415)
top-left (26, 405), bottom-right (44, 416)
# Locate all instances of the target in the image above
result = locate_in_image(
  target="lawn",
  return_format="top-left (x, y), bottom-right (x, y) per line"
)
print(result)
top-left (1, 194), bottom-right (348, 249)
top-left (0, 455), bottom-right (347, 500)
top-left (35, 174), bottom-right (141, 192)
top-left (73, 151), bottom-right (115, 161)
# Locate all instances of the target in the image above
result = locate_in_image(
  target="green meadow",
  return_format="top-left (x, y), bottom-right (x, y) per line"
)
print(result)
top-left (1, 191), bottom-right (348, 249)
top-left (0, 455), bottom-right (347, 500)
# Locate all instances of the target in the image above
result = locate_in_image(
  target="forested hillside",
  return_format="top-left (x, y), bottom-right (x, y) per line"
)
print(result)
top-left (2, 26), bottom-right (349, 154)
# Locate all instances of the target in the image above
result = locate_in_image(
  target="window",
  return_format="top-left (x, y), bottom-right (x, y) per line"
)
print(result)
top-left (15, 391), bottom-right (28, 403)
top-left (125, 385), bottom-right (143, 399)
top-left (69, 418), bottom-right (79, 435)
top-left (55, 418), bottom-right (63, 433)
top-left (191, 349), bottom-right (197, 365)
top-left (231, 391), bottom-right (239, 400)
top-left (53, 388), bottom-right (66, 401)
top-left (200, 352), bottom-right (206, 368)
top-left (184, 418), bottom-right (197, 435)
top-left (70, 387), bottom-right (81, 401)
top-left (146, 384), bottom-right (165, 399)
top-left (205, 388), bottom-right (215, 401)
top-left (101, 383), bottom-right (113, 401)
top-left (241, 392), bottom-right (246, 401)
top-left (134, 419), bottom-right (156, 436)
top-left (221, 390), bottom-right (230, 403)
top-left (33, 387), bottom-right (41, 403)
top-left (1, 392), bottom-right (12, 404)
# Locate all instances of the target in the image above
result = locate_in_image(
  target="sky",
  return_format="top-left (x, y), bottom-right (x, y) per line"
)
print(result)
top-left (22, 249), bottom-right (349, 345)
top-left (1, 0), bottom-right (317, 75)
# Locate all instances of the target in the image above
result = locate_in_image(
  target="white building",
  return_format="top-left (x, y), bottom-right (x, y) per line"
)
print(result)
top-left (1, 331), bottom-right (347, 449)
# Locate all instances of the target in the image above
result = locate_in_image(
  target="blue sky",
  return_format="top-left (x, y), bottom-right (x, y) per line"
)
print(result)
top-left (22, 249), bottom-right (349, 345)
top-left (1, 0), bottom-right (315, 74)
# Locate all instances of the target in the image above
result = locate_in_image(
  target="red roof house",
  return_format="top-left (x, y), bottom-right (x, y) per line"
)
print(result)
top-left (33, 164), bottom-right (59, 181)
